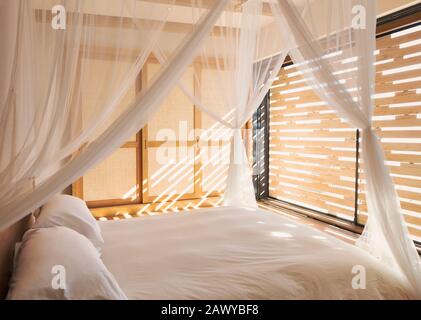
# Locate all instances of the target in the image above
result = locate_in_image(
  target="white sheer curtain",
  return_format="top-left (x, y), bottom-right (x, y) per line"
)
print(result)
top-left (1, 0), bottom-right (168, 195)
top-left (153, 0), bottom-right (287, 207)
top-left (0, 0), bottom-right (229, 231)
top-left (271, 0), bottom-right (421, 297)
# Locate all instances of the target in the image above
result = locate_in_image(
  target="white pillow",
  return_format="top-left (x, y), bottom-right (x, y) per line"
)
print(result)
top-left (7, 227), bottom-right (127, 300)
top-left (33, 194), bottom-right (104, 252)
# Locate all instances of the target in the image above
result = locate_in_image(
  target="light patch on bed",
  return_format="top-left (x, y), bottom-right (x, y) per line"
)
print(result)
top-left (284, 223), bottom-right (297, 228)
top-left (312, 235), bottom-right (327, 240)
top-left (98, 217), bottom-right (108, 221)
top-left (271, 231), bottom-right (292, 238)
top-left (240, 207), bottom-right (257, 211)
top-left (256, 221), bottom-right (266, 224)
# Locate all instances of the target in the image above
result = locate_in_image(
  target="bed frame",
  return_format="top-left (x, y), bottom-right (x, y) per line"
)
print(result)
top-left (0, 215), bottom-right (33, 299)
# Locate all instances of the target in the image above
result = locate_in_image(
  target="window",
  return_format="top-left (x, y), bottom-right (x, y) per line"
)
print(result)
top-left (262, 21), bottom-right (421, 242)
top-left (142, 62), bottom-right (198, 204)
top-left (72, 58), bottom-right (141, 208)
top-left (73, 56), bottom-right (229, 214)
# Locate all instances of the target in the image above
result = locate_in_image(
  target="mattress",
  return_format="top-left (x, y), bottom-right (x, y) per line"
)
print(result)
top-left (100, 206), bottom-right (411, 299)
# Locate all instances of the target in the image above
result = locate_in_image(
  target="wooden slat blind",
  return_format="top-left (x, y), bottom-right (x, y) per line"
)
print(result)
top-left (269, 64), bottom-right (357, 221)
top-left (269, 24), bottom-right (421, 241)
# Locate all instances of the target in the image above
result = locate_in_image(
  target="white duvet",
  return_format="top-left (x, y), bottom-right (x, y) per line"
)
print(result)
top-left (100, 206), bottom-right (412, 299)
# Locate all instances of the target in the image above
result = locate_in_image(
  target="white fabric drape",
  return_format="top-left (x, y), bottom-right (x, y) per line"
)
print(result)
top-left (219, 2), bottom-right (287, 207)
top-left (1, 0), bottom-right (170, 196)
top-left (271, 0), bottom-right (421, 296)
top-left (1, 0), bottom-right (171, 209)
top-left (154, 0), bottom-right (287, 206)
top-left (0, 0), bottom-right (230, 231)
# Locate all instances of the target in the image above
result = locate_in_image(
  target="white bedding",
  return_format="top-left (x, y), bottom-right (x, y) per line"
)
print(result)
top-left (100, 206), bottom-right (411, 299)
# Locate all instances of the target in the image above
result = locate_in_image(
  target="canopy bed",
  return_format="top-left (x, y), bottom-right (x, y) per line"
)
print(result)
top-left (99, 206), bottom-right (411, 299)
top-left (0, 0), bottom-right (420, 299)
top-left (1, 197), bottom-right (413, 299)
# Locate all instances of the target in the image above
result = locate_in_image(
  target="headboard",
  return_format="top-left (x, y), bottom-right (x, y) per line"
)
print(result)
top-left (0, 215), bottom-right (33, 299)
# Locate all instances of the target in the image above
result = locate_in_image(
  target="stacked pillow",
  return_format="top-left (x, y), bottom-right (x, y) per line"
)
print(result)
top-left (32, 195), bottom-right (104, 252)
top-left (7, 195), bottom-right (127, 300)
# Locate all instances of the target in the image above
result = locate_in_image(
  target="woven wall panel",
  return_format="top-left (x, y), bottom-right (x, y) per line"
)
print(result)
top-left (199, 68), bottom-right (231, 193)
top-left (145, 63), bottom-right (196, 199)
top-left (83, 148), bottom-right (137, 202)
top-left (81, 58), bottom-right (138, 203)
top-left (147, 63), bottom-right (195, 141)
top-left (81, 58), bottom-right (137, 142)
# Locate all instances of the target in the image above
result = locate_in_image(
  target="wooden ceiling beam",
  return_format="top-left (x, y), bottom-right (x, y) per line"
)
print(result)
top-left (140, 0), bottom-right (273, 16)
top-left (34, 9), bottom-right (237, 36)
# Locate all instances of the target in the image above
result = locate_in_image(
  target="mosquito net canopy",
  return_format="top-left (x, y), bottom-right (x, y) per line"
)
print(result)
top-left (0, 0), bottom-right (419, 297)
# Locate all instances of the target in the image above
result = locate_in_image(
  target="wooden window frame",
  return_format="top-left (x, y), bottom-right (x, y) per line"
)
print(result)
top-left (73, 58), bottom-right (226, 208)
